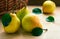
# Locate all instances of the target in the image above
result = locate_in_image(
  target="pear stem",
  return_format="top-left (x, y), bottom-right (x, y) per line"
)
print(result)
top-left (43, 29), bottom-right (48, 31)
top-left (12, 5), bottom-right (17, 13)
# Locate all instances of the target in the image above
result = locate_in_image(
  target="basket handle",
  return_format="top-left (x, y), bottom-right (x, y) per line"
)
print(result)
top-left (20, 0), bottom-right (27, 8)
top-left (12, 0), bottom-right (27, 13)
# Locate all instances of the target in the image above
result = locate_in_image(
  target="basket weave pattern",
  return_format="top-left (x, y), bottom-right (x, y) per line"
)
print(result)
top-left (0, 0), bottom-right (20, 15)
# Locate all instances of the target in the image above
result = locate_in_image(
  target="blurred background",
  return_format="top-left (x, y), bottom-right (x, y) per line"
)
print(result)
top-left (0, 0), bottom-right (60, 16)
top-left (28, 0), bottom-right (60, 6)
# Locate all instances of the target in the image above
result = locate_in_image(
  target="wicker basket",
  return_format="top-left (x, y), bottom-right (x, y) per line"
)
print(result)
top-left (0, 0), bottom-right (27, 17)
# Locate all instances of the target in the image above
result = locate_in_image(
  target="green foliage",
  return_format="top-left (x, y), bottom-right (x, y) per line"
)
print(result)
top-left (31, 27), bottom-right (43, 36)
top-left (46, 16), bottom-right (54, 22)
top-left (1, 13), bottom-right (11, 27)
top-left (32, 8), bottom-right (42, 14)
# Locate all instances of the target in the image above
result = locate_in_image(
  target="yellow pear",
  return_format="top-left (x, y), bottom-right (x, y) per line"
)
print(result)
top-left (16, 7), bottom-right (29, 21)
top-left (16, 0), bottom-right (29, 21)
top-left (2, 13), bottom-right (20, 33)
top-left (43, 0), bottom-right (56, 14)
top-left (22, 14), bottom-right (42, 32)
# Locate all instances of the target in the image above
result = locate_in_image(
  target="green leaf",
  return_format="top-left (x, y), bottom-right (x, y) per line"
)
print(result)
top-left (1, 13), bottom-right (12, 27)
top-left (32, 8), bottom-right (42, 14)
top-left (46, 16), bottom-right (54, 22)
top-left (31, 27), bottom-right (43, 36)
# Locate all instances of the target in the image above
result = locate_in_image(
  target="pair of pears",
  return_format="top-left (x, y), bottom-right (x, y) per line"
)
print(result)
top-left (2, 6), bottom-right (43, 36)
top-left (1, 6), bottom-right (29, 33)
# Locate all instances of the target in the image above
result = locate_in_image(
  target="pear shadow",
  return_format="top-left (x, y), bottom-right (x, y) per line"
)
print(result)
top-left (43, 12), bottom-right (54, 16)
top-left (20, 28), bottom-right (32, 36)
top-left (21, 29), bottom-right (47, 39)
top-left (21, 29), bottom-right (40, 37)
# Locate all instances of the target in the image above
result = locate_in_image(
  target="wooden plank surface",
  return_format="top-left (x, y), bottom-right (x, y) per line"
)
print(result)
top-left (0, 6), bottom-right (60, 39)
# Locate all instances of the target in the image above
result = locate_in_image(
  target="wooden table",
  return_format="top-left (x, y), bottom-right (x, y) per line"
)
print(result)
top-left (0, 6), bottom-right (60, 39)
